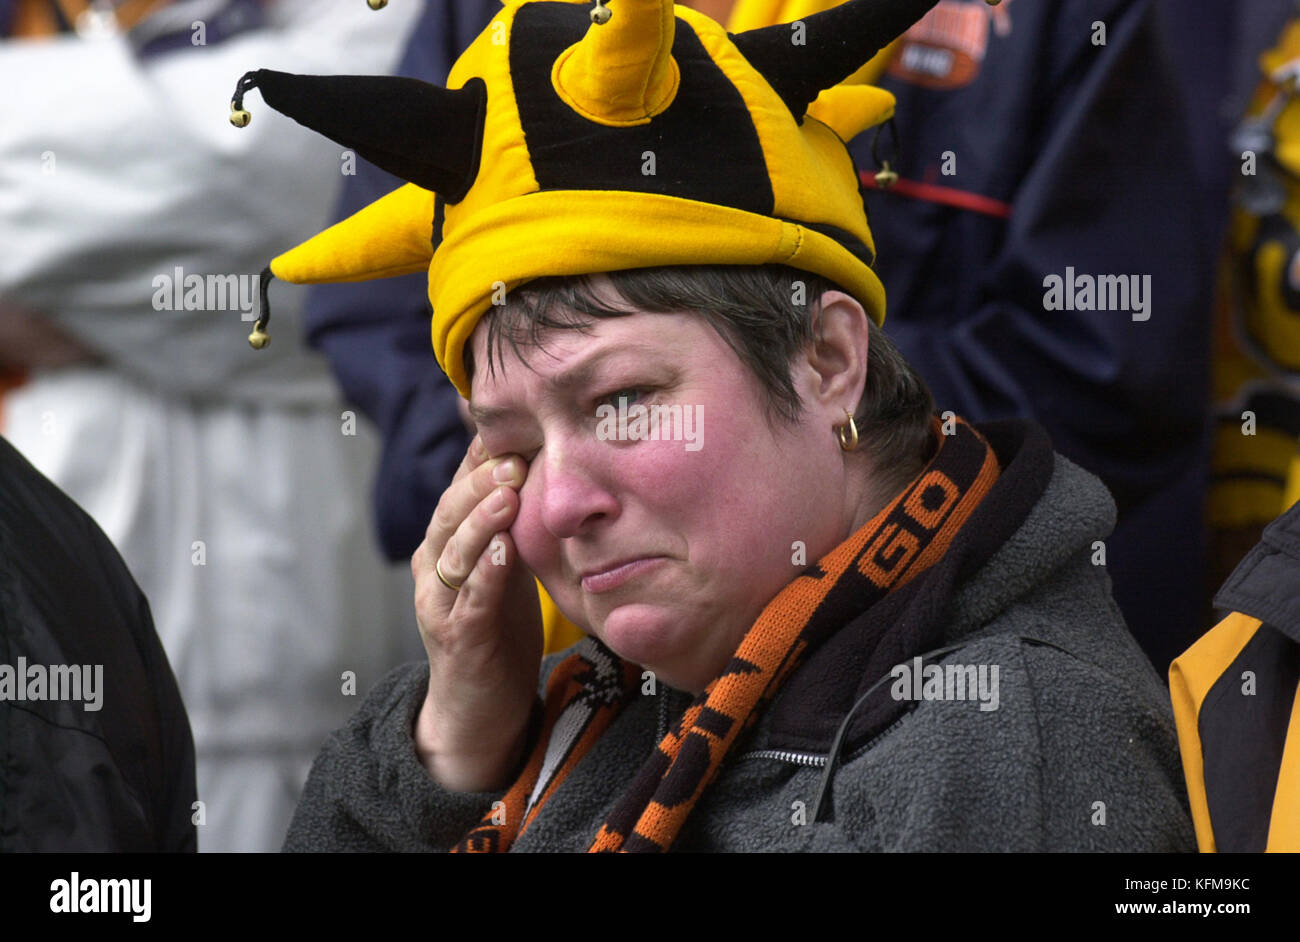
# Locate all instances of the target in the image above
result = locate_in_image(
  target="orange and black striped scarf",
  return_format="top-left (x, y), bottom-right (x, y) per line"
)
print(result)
top-left (453, 415), bottom-right (1000, 852)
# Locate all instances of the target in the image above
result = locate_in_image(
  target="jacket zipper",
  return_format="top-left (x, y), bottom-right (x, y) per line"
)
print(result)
top-left (655, 688), bottom-right (912, 767)
top-left (736, 748), bottom-right (827, 767)
top-left (654, 689), bottom-right (829, 766)
top-left (735, 713), bottom-right (911, 768)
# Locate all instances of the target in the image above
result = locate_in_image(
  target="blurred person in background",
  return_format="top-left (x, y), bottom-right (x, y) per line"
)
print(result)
top-left (1208, 4), bottom-right (1300, 587)
top-left (843, 0), bottom-right (1222, 675)
top-left (0, 0), bottom-right (425, 851)
top-left (1167, 1), bottom-right (1300, 856)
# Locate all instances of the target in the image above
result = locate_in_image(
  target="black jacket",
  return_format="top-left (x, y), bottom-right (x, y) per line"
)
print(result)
top-left (0, 435), bottom-right (196, 851)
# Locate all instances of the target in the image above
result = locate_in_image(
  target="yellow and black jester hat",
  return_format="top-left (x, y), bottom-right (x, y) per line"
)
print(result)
top-left (229, 0), bottom-right (946, 398)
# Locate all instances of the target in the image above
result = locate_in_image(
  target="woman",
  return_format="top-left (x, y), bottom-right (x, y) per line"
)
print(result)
top-left (227, 0), bottom-right (1194, 851)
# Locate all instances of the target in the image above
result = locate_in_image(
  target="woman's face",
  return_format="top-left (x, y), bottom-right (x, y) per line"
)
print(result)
top-left (466, 280), bottom-right (863, 692)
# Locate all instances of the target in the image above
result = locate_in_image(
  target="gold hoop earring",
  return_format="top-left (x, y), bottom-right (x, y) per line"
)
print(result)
top-left (837, 410), bottom-right (859, 452)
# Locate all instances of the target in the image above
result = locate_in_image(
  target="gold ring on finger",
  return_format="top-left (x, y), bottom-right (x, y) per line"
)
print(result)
top-left (435, 558), bottom-right (464, 592)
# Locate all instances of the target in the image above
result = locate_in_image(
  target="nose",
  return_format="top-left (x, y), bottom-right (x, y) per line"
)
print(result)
top-left (526, 432), bottom-right (620, 539)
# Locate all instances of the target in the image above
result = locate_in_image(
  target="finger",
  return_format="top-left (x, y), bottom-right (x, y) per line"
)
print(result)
top-left (416, 434), bottom-right (489, 580)
top-left (453, 528), bottom-right (523, 623)
top-left (424, 451), bottom-right (528, 552)
top-left (434, 483), bottom-right (521, 597)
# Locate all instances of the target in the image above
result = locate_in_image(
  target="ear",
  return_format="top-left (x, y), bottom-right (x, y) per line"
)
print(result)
top-left (795, 290), bottom-right (870, 425)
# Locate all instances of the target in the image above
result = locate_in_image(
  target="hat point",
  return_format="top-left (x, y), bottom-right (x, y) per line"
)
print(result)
top-left (733, 0), bottom-right (939, 119)
top-left (553, 0), bottom-right (680, 126)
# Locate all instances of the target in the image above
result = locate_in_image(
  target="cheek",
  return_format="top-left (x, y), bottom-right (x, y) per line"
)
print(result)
top-left (677, 415), bottom-right (836, 576)
top-left (627, 413), bottom-right (772, 566)
top-left (507, 473), bottom-right (554, 574)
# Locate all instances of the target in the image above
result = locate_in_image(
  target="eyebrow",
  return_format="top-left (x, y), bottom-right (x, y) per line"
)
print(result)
top-left (467, 341), bottom-right (666, 426)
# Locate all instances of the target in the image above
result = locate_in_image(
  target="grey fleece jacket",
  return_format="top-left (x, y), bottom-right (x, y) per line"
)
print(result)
top-left (283, 420), bottom-right (1196, 852)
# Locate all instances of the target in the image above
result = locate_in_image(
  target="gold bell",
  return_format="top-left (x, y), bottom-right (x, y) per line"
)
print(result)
top-left (367, 0), bottom-right (388, 9)
top-left (248, 326), bottom-right (270, 349)
top-left (874, 161), bottom-right (898, 189)
top-left (230, 104), bottom-right (251, 128)
top-left (590, 1), bottom-right (611, 24)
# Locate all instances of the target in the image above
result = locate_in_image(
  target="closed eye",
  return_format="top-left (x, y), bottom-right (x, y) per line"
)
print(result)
top-left (481, 435), bottom-right (541, 464)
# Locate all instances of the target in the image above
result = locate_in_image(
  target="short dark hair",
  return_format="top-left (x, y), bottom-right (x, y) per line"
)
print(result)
top-left (465, 265), bottom-right (936, 488)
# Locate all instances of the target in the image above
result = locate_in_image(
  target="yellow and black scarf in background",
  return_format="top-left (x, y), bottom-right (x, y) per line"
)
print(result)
top-left (452, 415), bottom-right (1000, 853)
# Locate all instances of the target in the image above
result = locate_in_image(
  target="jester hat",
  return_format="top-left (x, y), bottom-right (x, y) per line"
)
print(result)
top-left (230, 0), bottom-right (941, 397)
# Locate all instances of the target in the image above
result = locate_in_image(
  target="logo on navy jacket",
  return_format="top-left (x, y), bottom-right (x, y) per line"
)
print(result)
top-left (887, 0), bottom-right (1013, 90)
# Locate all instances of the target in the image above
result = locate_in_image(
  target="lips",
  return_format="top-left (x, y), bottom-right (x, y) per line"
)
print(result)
top-left (578, 556), bottom-right (667, 594)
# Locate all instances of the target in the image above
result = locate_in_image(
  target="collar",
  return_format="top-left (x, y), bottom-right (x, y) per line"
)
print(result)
top-left (1214, 497), bottom-right (1300, 645)
top-left (748, 417), bottom-right (1057, 757)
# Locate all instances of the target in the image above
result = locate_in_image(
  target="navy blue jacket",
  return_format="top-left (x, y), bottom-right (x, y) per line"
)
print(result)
top-left (852, 0), bottom-right (1223, 671)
